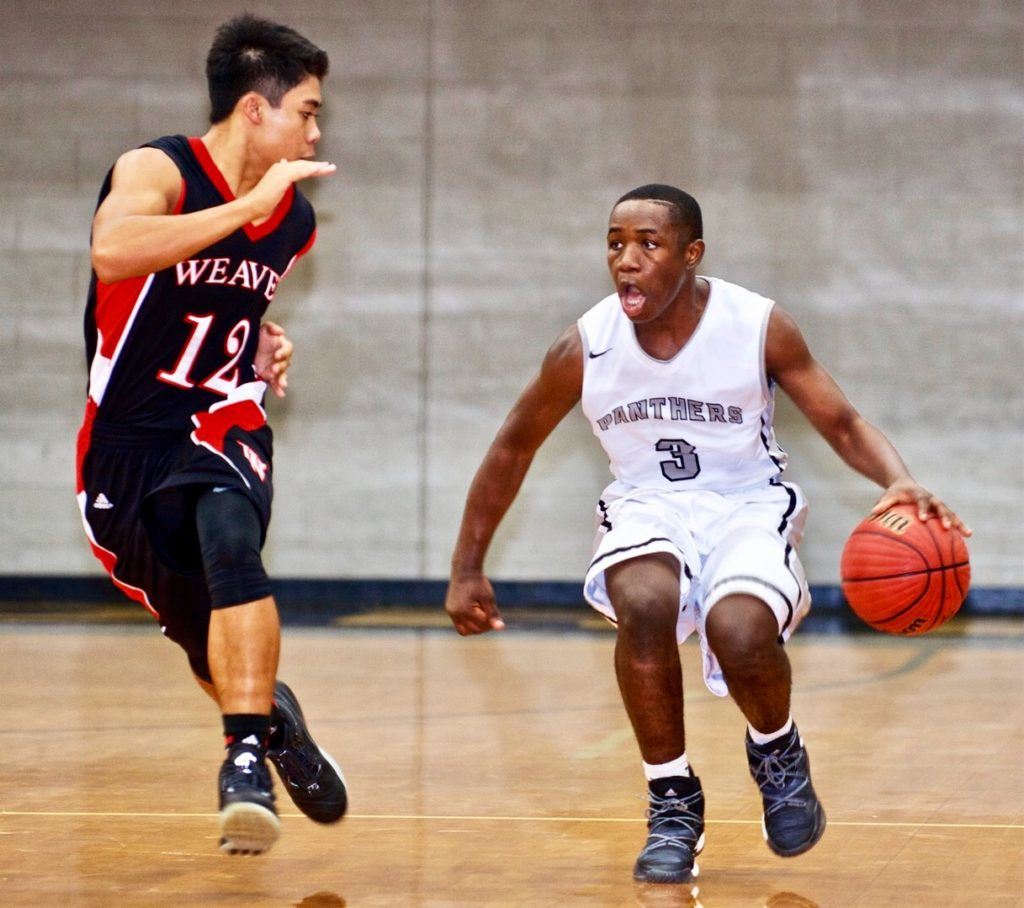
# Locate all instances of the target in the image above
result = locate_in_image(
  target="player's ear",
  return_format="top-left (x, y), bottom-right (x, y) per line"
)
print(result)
top-left (239, 92), bottom-right (263, 125)
top-left (685, 238), bottom-right (705, 269)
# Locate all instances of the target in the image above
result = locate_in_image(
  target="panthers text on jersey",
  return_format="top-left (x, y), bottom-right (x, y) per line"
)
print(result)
top-left (578, 276), bottom-right (788, 495)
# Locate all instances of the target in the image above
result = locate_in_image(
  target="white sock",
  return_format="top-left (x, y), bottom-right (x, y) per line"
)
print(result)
top-left (748, 716), bottom-right (794, 746)
top-left (643, 752), bottom-right (691, 781)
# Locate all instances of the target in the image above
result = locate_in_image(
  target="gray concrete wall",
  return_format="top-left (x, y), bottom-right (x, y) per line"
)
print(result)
top-left (1, 0), bottom-right (1020, 586)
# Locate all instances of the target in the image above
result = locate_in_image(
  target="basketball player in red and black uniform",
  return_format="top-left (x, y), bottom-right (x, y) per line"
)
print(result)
top-left (76, 15), bottom-right (346, 854)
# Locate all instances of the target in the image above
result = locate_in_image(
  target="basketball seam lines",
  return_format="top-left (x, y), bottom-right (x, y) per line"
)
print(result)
top-left (842, 561), bottom-right (970, 583)
top-left (921, 517), bottom-right (948, 632)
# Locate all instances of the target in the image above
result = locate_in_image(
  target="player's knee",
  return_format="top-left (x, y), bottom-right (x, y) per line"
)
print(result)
top-left (613, 589), bottom-right (678, 637)
top-left (706, 594), bottom-right (779, 666)
top-left (196, 489), bottom-right (271, 608)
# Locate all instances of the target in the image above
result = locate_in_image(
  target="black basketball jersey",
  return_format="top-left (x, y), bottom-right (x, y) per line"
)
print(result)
top-left (83, 135), bottom-right (316, 431)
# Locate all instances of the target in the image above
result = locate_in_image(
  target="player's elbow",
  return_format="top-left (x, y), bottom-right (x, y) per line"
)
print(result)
top-left (91, 242), bottom-right (135, 285)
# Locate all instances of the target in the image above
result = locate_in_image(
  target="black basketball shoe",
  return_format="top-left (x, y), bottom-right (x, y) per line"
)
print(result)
top-left (633, 774), bottom-right (706, 884)
top-left (218, 741), bottom-right (280, 855)
top-left (746, 725), bottom-right (826, 857)
top-left (267, 681), bottom-right (348, 824)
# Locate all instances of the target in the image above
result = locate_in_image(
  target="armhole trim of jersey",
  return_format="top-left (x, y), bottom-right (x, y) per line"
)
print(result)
top-left (172, 177), bottom-right (186, 215)
top-left (758, 299), bottom-right (774, 400)
top-left (577, 319), bottom-right (592, 357)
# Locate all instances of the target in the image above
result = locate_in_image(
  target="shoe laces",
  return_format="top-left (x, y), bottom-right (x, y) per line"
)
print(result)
top-left (750, 740), bottom-right (810, 814)
top-left (641, 789), bottom-right (704, 852)
top-left (222, 758), bottom-right (273, 795)
top-left (272, 739), bottom-right (323, 788)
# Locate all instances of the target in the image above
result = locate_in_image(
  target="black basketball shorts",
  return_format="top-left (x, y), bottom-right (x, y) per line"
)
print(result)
top-left (76, 393), bottom-right (274, 680)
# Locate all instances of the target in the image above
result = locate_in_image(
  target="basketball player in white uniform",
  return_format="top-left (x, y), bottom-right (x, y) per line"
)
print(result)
top-left (444, 185), bottom-right (970, 884)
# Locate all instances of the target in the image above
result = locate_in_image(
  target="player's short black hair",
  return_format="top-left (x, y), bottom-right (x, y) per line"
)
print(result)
top-left (614, 184), bottom-right (703, 244)
top-left (206, 14), bottom-right (329, 124)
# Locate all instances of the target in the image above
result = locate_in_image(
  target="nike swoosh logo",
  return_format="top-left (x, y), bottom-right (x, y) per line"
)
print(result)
top-left (588, 348), bottom-right (612, 359)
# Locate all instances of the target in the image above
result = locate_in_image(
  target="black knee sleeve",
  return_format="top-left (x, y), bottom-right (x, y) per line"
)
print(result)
top-left (195, 488), bottom-right (271, 608)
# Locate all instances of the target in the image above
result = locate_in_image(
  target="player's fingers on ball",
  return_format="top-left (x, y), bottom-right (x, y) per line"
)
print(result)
top-left (945, 507), bottom-right (972, 536)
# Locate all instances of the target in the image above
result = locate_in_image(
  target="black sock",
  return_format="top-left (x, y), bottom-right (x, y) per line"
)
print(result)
top-left (268, 701), bottom-right (285, 750)
top-left (223, 713), bottom-right (271, 754)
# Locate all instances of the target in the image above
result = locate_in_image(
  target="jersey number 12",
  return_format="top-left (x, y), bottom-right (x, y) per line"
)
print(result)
top-left (157, 314), bottom-right (251, 395)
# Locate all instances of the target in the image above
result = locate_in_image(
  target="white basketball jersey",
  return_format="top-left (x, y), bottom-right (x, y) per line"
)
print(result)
top-left (578, 276), bottom-right (787, 494)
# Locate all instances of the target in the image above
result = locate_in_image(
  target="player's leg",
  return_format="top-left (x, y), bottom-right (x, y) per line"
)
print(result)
top-left (189, 669), bottom-right (346, 824)
top-left (196, 487), bottom-right (347, 838)
top-left (701, 517), bottom-right (825, 858)
top-left (196, 487), bottom-right (280, 854)
top-left (606, 552), bottom-right (686, 763)
top-left (606, 553), bottom-right (705, 884)
top-left (704, 592), bottom-right (791, 731)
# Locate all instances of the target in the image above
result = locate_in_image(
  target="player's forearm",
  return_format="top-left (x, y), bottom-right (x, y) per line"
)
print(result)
top-left (450, 443), bottom-right (536, 574)
top-left (91, 197), bottom-right (261, 283)
top-left (826, 414), bottom-right (913, 489)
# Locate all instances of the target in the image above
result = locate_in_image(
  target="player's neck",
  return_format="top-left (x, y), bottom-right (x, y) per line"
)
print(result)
top-left (634, 276), bottom-right (709, 360)
top-left (199, 123), bottom-right (267, 198)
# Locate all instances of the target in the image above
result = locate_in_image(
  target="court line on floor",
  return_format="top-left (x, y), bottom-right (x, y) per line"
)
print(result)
top-left (1, 810), bottom-right (1019, 830)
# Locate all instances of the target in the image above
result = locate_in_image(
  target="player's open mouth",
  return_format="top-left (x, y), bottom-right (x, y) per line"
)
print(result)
top-left (618, 284), bottom-right (646, 316)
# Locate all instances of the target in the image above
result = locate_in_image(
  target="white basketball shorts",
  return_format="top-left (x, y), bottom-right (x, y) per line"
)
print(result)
top-left (583, 481), bottom-right (811, 697)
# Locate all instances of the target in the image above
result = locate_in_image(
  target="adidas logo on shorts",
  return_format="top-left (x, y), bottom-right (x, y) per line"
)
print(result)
top-left (92, 493), bottom-right (114, 510)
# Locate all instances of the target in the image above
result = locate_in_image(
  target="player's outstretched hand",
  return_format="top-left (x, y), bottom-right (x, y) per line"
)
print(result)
top-left (445, 571), bottom-right (505, 635)
top-left (249, 158), bottom-right (336, 221)
top-left (871, 480), bottom-right (972, 535)
top-left (255, 320), bottom-right (294, 398)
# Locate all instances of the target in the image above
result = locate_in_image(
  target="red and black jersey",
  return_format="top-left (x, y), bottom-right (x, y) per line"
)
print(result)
top-left (83, 134), bottom-right (316, 431)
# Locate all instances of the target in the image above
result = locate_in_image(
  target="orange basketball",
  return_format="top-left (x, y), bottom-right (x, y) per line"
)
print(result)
top-left (840, 503), bottom-right (970, 635)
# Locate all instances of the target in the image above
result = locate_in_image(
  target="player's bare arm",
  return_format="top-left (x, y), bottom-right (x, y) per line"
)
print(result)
top-left (766, 306), bottom-right (970, 534)
top-left (91, 148), bottom-right (334, 284)
top-left (446, 325), bottom-right (585, 635)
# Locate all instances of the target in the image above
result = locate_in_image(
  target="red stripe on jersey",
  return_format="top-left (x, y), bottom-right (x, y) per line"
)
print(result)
top-left (172, 176), bottom-right (186, 214)
top-left (190, 398), bottom-right (267, 453)
top-left (188, 136), bottom-right (294, 242)
top-left (75, 399), bottom-right (98, 495)
top-left (94, 274), bottom-right (150, 359)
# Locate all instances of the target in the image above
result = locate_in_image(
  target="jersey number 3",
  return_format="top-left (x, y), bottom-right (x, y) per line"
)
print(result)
top-left (656, 438), bottom-right (701, 481)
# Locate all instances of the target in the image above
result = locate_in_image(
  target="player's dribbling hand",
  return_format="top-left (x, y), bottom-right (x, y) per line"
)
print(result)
top-left (256, 320), bottom-right (294, 398)
top-left (445, 572), bottom-right (505, 635)
top-left (249, 158), bottom-right (336, 220)
top-left (871, 480), bottom-right (972, 535)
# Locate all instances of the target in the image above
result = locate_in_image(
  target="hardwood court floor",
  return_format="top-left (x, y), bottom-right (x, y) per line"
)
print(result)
top-left (0, 613), bottom-right (1021, 906)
